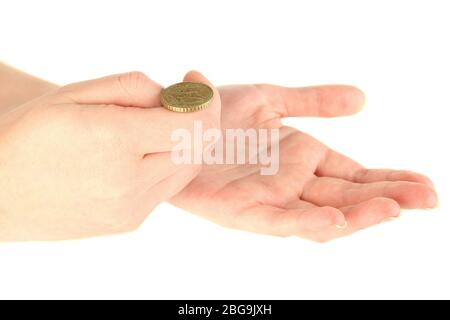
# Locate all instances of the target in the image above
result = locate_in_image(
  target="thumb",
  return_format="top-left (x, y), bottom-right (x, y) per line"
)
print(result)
top-left (182, 70), bottom-right (221, 126)
top-left (58, 71), bottom-right (163, 108)
top-left (117, 70), bottom-right (222, 154)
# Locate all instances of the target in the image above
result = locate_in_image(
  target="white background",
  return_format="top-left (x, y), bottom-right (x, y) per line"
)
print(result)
top-left (0, 0), bottom-right (449, 299)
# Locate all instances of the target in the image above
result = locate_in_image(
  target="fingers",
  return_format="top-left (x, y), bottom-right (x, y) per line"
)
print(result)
top-left (302, 176), bottom-right (438, 209)
top-left (119, 70), bottom-right (221, 154)
top-left (138, 152), bottom-right (201, 188)
top-left (74, 70), bottom-right (221, 154)
top-left (257, 84), bottom-right (365, 118)
top-left (316, 149), bottom-right (434, 187)
top-left (147, 163), bottom-right (201, 204)
top-left (231, 197), bottom-right (399, 241)
top-left (183, 70), bottom-right (221, 117)
top-left (233, 202), bottom-right (346, 237)
top-left (59, 71), bottom-right (163, 108)
top-left (341, 197), bottom-right (400, 229)
top-left (307, 198), bottom-right (400, 242)
top-left (353, 168), bottom-right (434, 187)
top-left (316, 149), bottom-right (364, 181)
top-left (132, 163), bottom-right (201, 225)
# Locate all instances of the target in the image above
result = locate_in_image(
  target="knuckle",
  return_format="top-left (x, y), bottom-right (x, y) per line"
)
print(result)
top-left (253, 83), bottom-right (283, 116)
top-left (127, 70), bottom-right (148, 82)
top-left (353, 168), bottom-right (369, 182)
top-left (118, 71), bottom-right (148, 93)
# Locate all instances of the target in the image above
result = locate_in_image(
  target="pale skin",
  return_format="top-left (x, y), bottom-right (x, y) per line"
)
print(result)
top-left (0, 64), bottom-right (220, 241)
top-left (172, 81), bottom-right (437, 242)
top-left (0, 63), bottom-right (438, 242)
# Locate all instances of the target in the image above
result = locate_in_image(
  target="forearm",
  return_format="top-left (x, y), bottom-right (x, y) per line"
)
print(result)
top-left (0, 62), bottom-right (58, 113)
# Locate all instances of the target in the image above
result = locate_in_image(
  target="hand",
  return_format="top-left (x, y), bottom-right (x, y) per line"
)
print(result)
top-left (0, 71), bottom-right (220, 241)
top-left (0, 62), bottom-right (58, 113)
top-left (171, 83), bottom-right (438, 242)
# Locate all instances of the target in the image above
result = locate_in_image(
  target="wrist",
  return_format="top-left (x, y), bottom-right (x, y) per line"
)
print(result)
top-left (0, 62), bottom-right (58, 113)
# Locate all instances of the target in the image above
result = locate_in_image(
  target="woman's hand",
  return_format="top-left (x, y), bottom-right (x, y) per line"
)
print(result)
top-left (0, 71), bottom-right (220, 241)
top-left (170, 83), bottom-right (437, 242)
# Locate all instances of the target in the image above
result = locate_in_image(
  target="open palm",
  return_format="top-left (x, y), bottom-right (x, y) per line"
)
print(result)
top-left (171, 83), bottom-right (437, 241)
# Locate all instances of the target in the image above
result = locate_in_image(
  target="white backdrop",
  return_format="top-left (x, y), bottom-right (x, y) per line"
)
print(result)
top-left (0, 0), bottom-right (449, 299)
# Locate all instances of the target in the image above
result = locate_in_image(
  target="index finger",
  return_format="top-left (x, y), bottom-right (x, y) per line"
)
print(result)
top-left (118, 70), bottom-right (221, 153)
top-left (257, 84), bottom-right (365, 118)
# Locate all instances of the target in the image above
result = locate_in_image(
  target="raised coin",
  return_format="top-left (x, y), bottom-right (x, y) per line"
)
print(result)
top-left (161, 82), bottom-right (213, 113)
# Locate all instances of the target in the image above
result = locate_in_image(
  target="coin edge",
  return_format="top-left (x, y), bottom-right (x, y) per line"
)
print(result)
top-left (160, 82), bottom-right (213, 113)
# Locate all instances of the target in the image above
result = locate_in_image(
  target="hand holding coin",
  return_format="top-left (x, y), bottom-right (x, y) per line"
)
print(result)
top-left (0, 70), bottom-right (221, 241)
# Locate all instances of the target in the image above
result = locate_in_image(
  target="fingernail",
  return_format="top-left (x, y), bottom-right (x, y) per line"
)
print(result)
top-left (336, 221), bottom-right (348, 229)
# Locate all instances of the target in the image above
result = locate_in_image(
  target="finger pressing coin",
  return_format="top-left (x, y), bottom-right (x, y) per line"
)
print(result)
top-left (161, 82), bottom-right (213, 113)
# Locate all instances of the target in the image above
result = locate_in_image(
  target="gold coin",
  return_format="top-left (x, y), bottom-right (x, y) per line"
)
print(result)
top-left (161, 82), bottom-right (213, 113)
